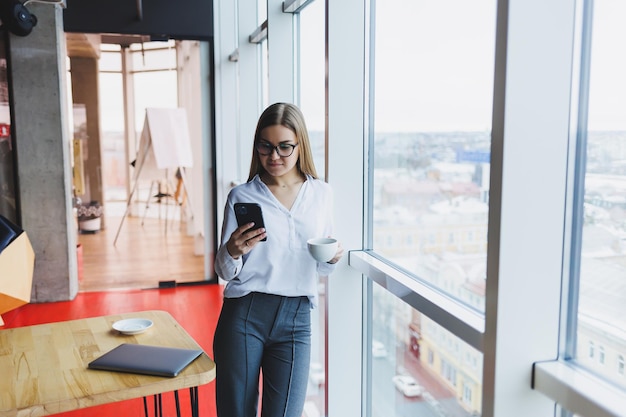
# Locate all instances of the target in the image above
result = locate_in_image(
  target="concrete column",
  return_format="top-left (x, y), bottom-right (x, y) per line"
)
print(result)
top-left (70, 56), bottom-right (105, 228)
top-left (9, 4), bottom-right (78, 302)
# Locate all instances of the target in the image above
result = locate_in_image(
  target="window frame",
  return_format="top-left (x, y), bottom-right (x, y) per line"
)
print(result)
top-left (533, 1), bottom-right (626, 416)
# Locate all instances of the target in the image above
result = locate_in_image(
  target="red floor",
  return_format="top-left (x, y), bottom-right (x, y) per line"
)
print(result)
top-left (2, 284), bottom-right (224, 417)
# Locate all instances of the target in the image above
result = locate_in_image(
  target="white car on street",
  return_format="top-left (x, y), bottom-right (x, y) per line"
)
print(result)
top-left (392, 375), bottom-right (424, 397)
top-left (372, 340), bottom-right (388, 358)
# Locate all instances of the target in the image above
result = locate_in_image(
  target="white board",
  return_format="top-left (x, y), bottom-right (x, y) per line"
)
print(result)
top-left (135, 108), bottom-right (194, 180)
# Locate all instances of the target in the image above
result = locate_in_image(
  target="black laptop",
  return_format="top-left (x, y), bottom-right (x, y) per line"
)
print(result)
top-left (88, 343), bottom-right (204, 377)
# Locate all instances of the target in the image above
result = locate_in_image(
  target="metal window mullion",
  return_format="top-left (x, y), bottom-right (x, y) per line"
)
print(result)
top-left (562, 0), bottom-right (594, 360)
top-left (349, 251), bottom-right (485, 350)
top-left (213, 0), bottom-right (240, 232)
top-left (485, 0), bottom-right (577, 416)
top-left (239, 0), bottom-right (262, 181)
top-left (326, 0), bottom-right (367, 415)
top-left (283, 0), bottom-right (316, 13)
top-left (248, 20), bottom-right (268, 44)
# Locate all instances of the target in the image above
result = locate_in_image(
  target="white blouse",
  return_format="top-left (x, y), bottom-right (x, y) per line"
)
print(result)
top-left (215, 174), bottom-right (336, 308)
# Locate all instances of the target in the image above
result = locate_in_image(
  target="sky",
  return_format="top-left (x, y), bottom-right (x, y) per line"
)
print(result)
top-left (96, 0), bottom-right (623, 134)
top-left (372, 0), bottom-right (497, 132)
top-left (298, 0), bottom-right (497, 133)
top-left (587, 0), bottom-right (626, 131)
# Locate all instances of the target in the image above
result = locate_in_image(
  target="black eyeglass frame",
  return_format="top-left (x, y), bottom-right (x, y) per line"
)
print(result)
top-left (255, 142), bottom-right (299, 157)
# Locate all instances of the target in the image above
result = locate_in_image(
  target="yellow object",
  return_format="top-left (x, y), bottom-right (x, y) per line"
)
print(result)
top-left (0, 231), bottom-right (35, 325)
top-left (73, 138), bottom-right (85, 196)
top-left (174, 176), bottom-right (187, 206)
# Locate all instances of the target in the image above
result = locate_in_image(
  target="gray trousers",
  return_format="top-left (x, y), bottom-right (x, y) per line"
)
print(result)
top-left (213, 292), bottom-right (312, 417)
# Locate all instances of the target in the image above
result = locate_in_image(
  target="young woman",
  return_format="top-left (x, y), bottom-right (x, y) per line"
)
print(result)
top-left (213, 102), bottom-right (343, 417)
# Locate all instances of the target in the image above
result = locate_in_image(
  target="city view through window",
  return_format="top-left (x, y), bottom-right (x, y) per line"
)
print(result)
top-left (365, 1), bottom-right (626, 416)
top-left (368, 1), bottom-right (494, 415)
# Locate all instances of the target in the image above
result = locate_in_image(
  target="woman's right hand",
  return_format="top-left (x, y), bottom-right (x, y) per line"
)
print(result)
top-left (226, 223), bottom-right (267, 259)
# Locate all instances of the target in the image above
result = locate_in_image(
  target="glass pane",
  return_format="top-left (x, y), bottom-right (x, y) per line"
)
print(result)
top-left (133, 71), bottom-right (178, 132)
top-left (129, 39), bottom-right (176, 52)
top-left (99, 50), bottom-right (122, 72)
top-left (576, 0), bottom-right (626, 390)
top-left (299, 0), bottom-right (326, 179)
top-left (371, 284), bottom-right (483, 416)
top-left (307, 278), bottom-right (327, 417)
top-left (131, 70), bottom-right (178, 205)
top-left (131, 44), bottom-right (176, 71)
top-left (101, 43), bottom-right (121, 53)
top-left (372, 0), bottom-right (496, 312)
top-left (299, 3), bottom-right (327, 415)
top-left (98, 72), bottom-right (127, 202)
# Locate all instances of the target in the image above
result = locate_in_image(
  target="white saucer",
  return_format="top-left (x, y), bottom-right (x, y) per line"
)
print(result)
top-left (112, 318), bottom-right (154, 335)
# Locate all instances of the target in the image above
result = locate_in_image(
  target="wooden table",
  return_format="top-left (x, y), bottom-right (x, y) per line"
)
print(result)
top-left (0, 310), bottom-right (215, 417)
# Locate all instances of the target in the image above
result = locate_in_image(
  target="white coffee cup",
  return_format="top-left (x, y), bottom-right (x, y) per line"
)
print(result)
top-left (307, 237), bottom-right (338, 263)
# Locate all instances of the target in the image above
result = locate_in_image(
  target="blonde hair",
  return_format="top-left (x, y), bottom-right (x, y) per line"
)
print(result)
top-left (247, 103), bottom-right (319, 181)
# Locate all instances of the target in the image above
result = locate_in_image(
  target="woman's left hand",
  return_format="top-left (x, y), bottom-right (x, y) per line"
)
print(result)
top-left (327, 242), bottom-right (344, 264)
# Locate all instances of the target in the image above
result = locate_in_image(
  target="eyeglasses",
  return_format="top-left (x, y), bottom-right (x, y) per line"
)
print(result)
top-left (255, 142), bottom-right (299, 157)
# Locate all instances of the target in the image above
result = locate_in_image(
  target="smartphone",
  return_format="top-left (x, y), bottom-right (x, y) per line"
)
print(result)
top-left (234, 202), bottom-right (267, 241)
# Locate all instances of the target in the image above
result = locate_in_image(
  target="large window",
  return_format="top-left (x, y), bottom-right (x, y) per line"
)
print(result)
top-left (574, 0), bottom-right (626, 391)
top-left (370, 1), bottom-right (496, 415)
top-left (372, 0), bottom-right (496, 313)
top-left (98, 41), bottom-right (178, 205)
top-left (99, 45), bottom-right (126, 202)
top-left (129, 41), bottom-right (178, 133)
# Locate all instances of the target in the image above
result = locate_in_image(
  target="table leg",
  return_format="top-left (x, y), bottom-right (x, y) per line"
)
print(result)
top-left (142, 387), bottom-right (199, 417)
top-left (190, 387), bottom-right (199, 417)
top-left (175, 390), bottom-right (181, 417)
top-left (152, 394), bottom-right (163, 417)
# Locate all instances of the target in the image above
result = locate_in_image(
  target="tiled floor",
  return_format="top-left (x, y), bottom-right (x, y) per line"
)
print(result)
top-left (2, 284), bottom-right (224, 417)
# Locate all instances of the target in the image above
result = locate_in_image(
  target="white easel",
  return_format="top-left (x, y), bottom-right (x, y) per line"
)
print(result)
top-left (140, 171), bottom-right (178, 231)
top-left (113, 108), bottom-right (194, 246)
